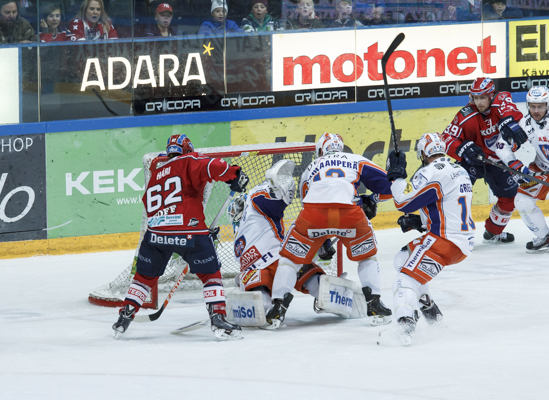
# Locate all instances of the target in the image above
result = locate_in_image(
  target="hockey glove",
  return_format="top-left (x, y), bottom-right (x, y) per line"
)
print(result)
top-left (508, 160), bottom-right (531, 184)
top-left (317, 239), bottom-right (336, 261)
top-left (498, 116), bottom-right (528, 147)
top-left (227, 168), bottom-right (249, 193)
top-left (397, 214), bottom-right (426, 233)
top-left (209, 226), bottom-right (220, 242)
top-left (386, 150), bottom-right (407, 181)
top-left (456, 141), bottom-right (484, 166)
top-left (360, 194), bottom-right (377, 220)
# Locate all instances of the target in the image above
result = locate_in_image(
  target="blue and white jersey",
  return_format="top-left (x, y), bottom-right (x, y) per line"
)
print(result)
top-left (391, 157), bottom-right (476, 257)
top-left (233, 182), bottom-right (286, 272)
top-left (299, 152), bottom-right (393, 204)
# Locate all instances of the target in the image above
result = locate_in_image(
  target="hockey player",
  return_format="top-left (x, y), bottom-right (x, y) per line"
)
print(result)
top-left (384, 133), bottom-right (476, 346)
top-left (442, 77), bottom-right (528, 243)
top-left (112, 134), bottom-right (249, 340)
top-left (494, 86), bottom-right (549, 252)
top-left (227, 160), bottom-right (333, 325)
top-left (265, 133), bottom-right (394, 328)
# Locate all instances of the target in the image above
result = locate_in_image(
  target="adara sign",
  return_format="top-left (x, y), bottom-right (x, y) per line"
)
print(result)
top-left (272, 23), bottom-right (507, 91)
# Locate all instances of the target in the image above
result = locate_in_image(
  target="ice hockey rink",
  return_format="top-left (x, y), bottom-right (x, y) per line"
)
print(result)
top-left (1, 217), bottom-right (547, 400)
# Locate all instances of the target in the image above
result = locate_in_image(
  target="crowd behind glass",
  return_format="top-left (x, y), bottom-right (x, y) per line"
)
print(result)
top-left (1, 0), bottom-right (547, 44)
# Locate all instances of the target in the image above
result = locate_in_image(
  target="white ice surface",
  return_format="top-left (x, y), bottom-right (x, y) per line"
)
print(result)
top-left (1, 218), bottom-right (548, 400)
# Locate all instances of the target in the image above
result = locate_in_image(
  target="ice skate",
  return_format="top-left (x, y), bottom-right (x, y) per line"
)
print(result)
top-left (419, 294), bottom-right (443, 325)
top-left (264, 293), bottom-right (293, 330)
top-left (483, 230), bottom-right (515, 244)
top-left (526, 234), bottom-right (549, 253)
top-left (396, 316), bottom-right (417, 346)
top-left (208, 305), bottom-right (243, 340)
top-left (363, 287), bottom-right (392, 326)
top-left (112, 304), bottom-right (136, 338)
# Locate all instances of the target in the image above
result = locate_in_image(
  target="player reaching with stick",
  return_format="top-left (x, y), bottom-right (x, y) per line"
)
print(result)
top-left (381, 133), bottom-right (476, 346)
top-left (442, 77), bottom-right (528, 243)
top-left (265, 133), bottom-right (394, 329)
top-left (112, 134), bottom-right (249, 340)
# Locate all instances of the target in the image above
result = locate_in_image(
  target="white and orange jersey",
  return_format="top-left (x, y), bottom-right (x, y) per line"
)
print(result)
top-left (299, 152), bottom-right (393, 205)
top-left (233, 182), bottom-right (287, 272)
top-left (391, 157), bottom-right (475, 257)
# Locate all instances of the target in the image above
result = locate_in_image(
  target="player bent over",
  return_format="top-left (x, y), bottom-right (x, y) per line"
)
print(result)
top-left (494, 86), bottom-right (549, 252)
top-left (383, 133), bottom-right (475, 346)
top-left (112, 134), bottom-right (249, 340)
top-left (442, 77), bottom-right (528, 243)
top-left (266, 133), bottom-right (394, 328)
top-left (227, 160), bottom-right (337, 327)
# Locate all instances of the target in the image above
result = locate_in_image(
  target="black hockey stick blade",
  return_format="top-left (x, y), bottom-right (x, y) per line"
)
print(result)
top-left (381, 33), bottom-right (405, 67)
top-left (480, 157), bottom-right (549, 187)
top-left (171, 319), bottom-right (210, 335)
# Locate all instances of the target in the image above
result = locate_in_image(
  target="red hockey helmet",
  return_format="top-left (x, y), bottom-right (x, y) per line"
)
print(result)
top-left (166, 134), bottom-right (194, 156)
top-left (469, 77), bottom-right (495, 98)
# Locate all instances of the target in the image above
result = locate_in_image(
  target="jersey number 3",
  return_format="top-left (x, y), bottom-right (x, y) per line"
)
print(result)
top-left (146, 177), bottom-right (182, 213)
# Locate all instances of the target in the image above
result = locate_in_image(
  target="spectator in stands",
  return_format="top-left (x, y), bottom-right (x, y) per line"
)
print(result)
top-left (441, 0), bottom-right (480, 21)
top-left (144, 2), bottom-right (178, 36)
top-left (482, 0), bottom-right (522, 19)
top-left (39, 3), bottom-right (73, 41)
top-left (198, 0), bottom-right (243, 35)
top-left (69, 0), bottom-right (118, 40)
top-left (328, 0), bottom-right (363, 27)
top-left (283, 0), bottom-right (324, 29)
top-left (361, 1), bottom-right (391, 25)
top-left (0, 0), bottom-right (37, 43)
top-left (241, 0), bottom-right (280, 31)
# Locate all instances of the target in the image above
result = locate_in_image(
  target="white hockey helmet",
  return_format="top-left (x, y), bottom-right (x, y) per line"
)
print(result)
top-left (417, 132), bottom-right (446, 160)
top-left (315, 132), bottom-right (344, 158)
top-left (265, 159), bottom-right (296, 205)
top-left (526, 86), bottom-right (549, 106)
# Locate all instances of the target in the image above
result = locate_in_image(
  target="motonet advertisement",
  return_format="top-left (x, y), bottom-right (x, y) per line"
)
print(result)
top-left (272, 24), bottom-right (507, 91)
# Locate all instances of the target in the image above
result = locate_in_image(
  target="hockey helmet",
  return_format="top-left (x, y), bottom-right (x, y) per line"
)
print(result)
top-left (166, 134), bottom-right (194, 156)
top-left (265, 159), bottom-right (296, 205)
top-left (469, 77), bottom-right (495, 99)
top-left (417, 132), bottom-right (446, 161)
top-left (526, 86), bottom-right (549, 105)
top-left (315, 132), bottom-right (344, 158)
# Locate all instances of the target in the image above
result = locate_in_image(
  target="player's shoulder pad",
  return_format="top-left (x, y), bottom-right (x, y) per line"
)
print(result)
top-left (459, 106), bottom-right (475, 117)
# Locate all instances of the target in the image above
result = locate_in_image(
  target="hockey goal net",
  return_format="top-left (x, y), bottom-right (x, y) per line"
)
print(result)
top-left (88, 142), bottom-right (341, 309)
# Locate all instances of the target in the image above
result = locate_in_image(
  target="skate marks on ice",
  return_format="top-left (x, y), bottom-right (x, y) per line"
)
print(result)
top-left (377, 320), bottom-right (449, 347)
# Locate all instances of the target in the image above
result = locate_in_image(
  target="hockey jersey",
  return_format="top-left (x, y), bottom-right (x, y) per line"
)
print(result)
top-left (233, 182), bottom-right (286, 272)
top-left (300, 152), bottom-right (392, 205)
top-left (391, 157), bottom-right (476, 257)
top-left (442, 92), bottom-right (523, 163)
top-left (69, 18), bottom-right (118, 40)
top-left (143, 152), bottom-right (239, 235)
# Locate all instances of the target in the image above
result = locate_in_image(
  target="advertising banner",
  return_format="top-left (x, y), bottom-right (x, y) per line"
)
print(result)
top-left (0, 48), bottom-right (20, 125)
top-left (509, 19), bottom-right (549, 78)
top-left (272, 23), bottom-right (507, 91)
top-left (0, 134), bottom-right (47, 242)
top-left (46, 124), bottom-right (229, 239)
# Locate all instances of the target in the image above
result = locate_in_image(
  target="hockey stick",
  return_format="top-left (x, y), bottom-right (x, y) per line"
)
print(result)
top-left (134, 190), bottom-right (237, 323)
top-left (480, 157), bottom-right (549, 188)
top-left (381, 33), bottom-right (405, 155)
top-left (171, 319), bottom-right (210, 334)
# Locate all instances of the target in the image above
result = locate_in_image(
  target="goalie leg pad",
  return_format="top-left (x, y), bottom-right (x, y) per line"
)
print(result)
top-left (225, 290), bottom-right (267, 327)
top-left (317, 275), bottom-right (367, 318)
top-left (295, 263), bottom-right (325, 295)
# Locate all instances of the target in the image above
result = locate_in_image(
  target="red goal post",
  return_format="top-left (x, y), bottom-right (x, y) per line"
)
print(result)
top-left (88, 142), bottom-right (343, 309)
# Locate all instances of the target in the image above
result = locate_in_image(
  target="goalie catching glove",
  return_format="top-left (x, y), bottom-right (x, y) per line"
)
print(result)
top-left (397, 214), bottom-right (426, 233)
top-left (227, 168), bottom-right (249, 193)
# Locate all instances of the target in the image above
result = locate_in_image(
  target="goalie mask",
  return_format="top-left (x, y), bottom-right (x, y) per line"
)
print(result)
top-left (417, 132), bottom-right (446, 163)
top-left (227, 193), bottom-right (247, 233)
top-left (166, 134), bottom-right (194, 156)
top-left (315, 133), bottom-right (344, 158)
top-left (265, 159), bottom-right (296, 205)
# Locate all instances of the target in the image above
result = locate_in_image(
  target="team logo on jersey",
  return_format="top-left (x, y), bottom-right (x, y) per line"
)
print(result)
top-left (540, 144), bottom-right (549, 160)
top-left (187, 218), bottom-right (199, 227)
top-left (240, 246), bottom-right (261, 269)
top-left (412, 173), bottom-right (428, 190)
top-left (460, 106), bottom-right (474, 117)
top-left (307, 228), bottom-right (356, 239)
top-left (148, 214), bottom-right (183, 227)
top-left (235, 235), bottom-right (246, 257)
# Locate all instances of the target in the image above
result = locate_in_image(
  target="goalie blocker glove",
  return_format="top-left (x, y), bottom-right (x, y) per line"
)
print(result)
top-left (397, 214), bottom-right (426, 233)
top-left (508, 160), bottom-right (531, 184)
top-left (360, 194), bottom-right (377, 220)
top-left (498, 116), bottom-right (528, 148)
top-left (386, 150), bottom-right (407, 181)
top-left (227, 168), bottom-right (249, 193)
top-left (456, 141), bottom-right (484, 166)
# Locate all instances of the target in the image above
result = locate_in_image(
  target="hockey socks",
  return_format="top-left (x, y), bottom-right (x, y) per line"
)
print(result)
top-left (485, 201), bottom-right (513, 235)
top-left (197, 271), bottom-right (227, 316)
top-left (121, 273), bottom-right (158, 312)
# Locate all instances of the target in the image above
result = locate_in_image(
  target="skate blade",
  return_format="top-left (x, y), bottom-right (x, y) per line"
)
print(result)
top-left (113, 328), bottom-right (123, 339)
top-left (171, 319), bottom-right (210, 335)
top-left (526, 247), bottom-right (549, 254)
top-left (482, 239), bottom-right (514, 245)
top-left (369, 315), bottom-right (392, 326)
top-left (214, 328), bottom-right (243, 340)
top-left (377, 327), bottom-right (413, 347)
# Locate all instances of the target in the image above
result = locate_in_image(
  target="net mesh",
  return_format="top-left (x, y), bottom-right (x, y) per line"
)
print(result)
top-left (89, 142), bottom-right (338, 306)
